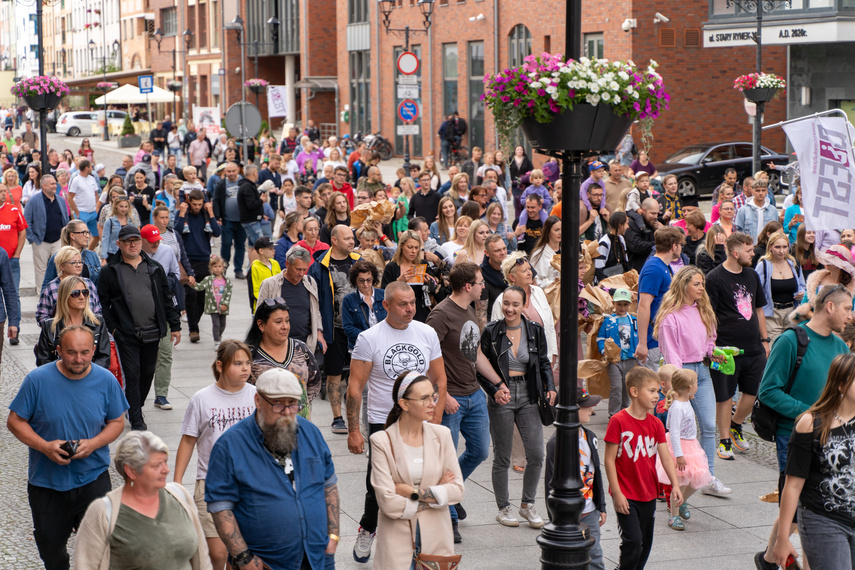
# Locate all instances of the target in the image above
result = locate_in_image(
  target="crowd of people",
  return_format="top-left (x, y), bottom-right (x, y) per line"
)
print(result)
top-left (5, 111), bottom-right (855, 570)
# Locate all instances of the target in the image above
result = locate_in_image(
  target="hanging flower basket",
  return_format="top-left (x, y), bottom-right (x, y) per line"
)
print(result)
top-left (483, 53), bottom-right (669, 153)
top-left (244, 78), bottom-right (269, 94)
top-left (167, 80), bottom-right (183, 93)
top-left (734, 72), bottom-right (786, 104)
top-left (11, 76), bottom-right (70, 110)
top-left (96, 81), bottom-right (116, 91)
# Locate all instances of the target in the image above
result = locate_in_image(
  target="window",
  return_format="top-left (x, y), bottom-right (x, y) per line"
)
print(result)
top-left (468, 41), bottom-right (485, 151)
top-left (211, 0), bottom-right (219, 48)
top-left (161, 7), bottom-right (177, 36)
top-left (508, 24), bottom-right (531, 67)
top-left (198, 3), bottom-right (207, 48)
top-left (584, 33), bottom-right (604, 59)
top-left (442, 43), bottom-right (458, 116)
top-left (348, 0), bottom-right (369, 23)
top-left (349, 50), bottom-right (371, 135)
top-left (394, 45), bottom-right (423, 157)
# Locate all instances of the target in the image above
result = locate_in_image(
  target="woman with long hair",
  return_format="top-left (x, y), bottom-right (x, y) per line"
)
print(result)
top-left (783, 187), bottom-right (804, 244)
top-left (713, 199), bottom-right (737, 237)
top-left (774, 354), bottom-right (855, 568)
top-left (35, 245), bottom-right (101, 325)
top-left (793, 225), bottom-right (819, 279)
top-left (430, 196), bottom-right (458, 246)
top-left (381, 230), bottom-right (437, 322)
top-left (423, 155), bottom-right (442, 190)
top-left (494, 149), bottom-right (512, 191)
top-left (392, 176), bottom-right (416, 241)
top-left (755, 231), bottom-right (806, 342)
top-left (531, 216), bottom-right (561, 289)
top-left (485, 201), bottom-right (516, 252)
top-left (753, 220), bottom-right (784, 268)
top-left (476, 151), bottom-right (502, 185)
top-left (595, 212), bottom-right (629, 283)
top-left (370, 372), bottom-right (464, 568)
top-left (444, 215), bottom-right (472, 261)
top-left (709, 185), bottom-right (734, 224)
top-left (319, 191), bottom-right (350, 245)
top-left (295, 216), bottom-right (330, 266)
top-left (455, 219), bottom-right (490, 266)
top-left (100, 195), bottom-right (138, 261)
top-left (447, 172), bottom-right (470, 210)
top-left (654, 265), bottom-right (731, 497)
top-left (78, 138), bottom-right (94, 160)
top-left (467, 186), bottom-right (489, 220)
top-left (35, 275), bottom-right (110, 368)
top-left (245, 298), bottom-right (321, 417)
top-left (323, 148), bottom-right (346, 171)
top-left (800, 244), bottom-right (855, 308)
top-left (696, 224), bottom-right (727, 275)
top-left (342, 260), bottom-right (387, 350)
top-left (274, 211), bottom-right (303, 268)
top-left (2, 167), bottom-right (22, 206)
top-left (42, 219), bottom-right (102, 287)
top-left (21, 163), bottom-right (41, 205)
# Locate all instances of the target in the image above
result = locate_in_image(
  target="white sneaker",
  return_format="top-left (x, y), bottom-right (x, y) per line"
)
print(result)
top-left (352, 526), bottom-right (375, 563)
top-left (518, 503), bottom-right (545, 528)
top-left (702, 477), bottom-right (732, 497)
top-left (496, 505), bottom-right (519, 527)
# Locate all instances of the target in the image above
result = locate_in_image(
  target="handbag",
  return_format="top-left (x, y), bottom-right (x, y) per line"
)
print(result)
top-left (385, 433), bottom-right (462, 570)
top-left (537, 381), bottom-right (556, 427)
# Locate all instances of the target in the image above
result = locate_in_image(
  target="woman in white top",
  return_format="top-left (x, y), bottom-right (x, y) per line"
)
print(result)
top-left (423, 156), bottom-right (442, 191)
top-left (21, 163), bottom-right (41, 205)
top-left (444, 215), bottom-right (472, 263)
top-left (476, 151), bottom-right (502, 185)
top-left (370, 372), bottom-right (464, 568)
top-left (530, 216), bottom-right (561, 289)
top-left (323, 148), bottom-right (347, 172)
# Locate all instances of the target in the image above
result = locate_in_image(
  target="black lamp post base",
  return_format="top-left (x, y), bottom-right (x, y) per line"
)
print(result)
top-left (537, 520), bottom-right (595, 569)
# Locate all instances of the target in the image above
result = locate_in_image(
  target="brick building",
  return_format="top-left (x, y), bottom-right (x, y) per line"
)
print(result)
top-left (333, 0), bottom-right (787, 165)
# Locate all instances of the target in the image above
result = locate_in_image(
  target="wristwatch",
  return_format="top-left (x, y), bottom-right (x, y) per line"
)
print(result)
top-left (761, 337), bottom-right (771, 343)
top-left (410, 487), bottom-right (420, 501)
top-left (233, 550), bottom-right (255, 568)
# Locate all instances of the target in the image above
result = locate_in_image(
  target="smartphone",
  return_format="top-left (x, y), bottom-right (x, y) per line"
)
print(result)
top-left (785, 555), bottom-right (801, 570)
top-left (60, 440), bottom-right (79, 458)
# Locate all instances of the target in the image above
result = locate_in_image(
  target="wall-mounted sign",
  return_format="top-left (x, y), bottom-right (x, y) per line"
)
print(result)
top-left (703, 20), bottom-right (855, 48)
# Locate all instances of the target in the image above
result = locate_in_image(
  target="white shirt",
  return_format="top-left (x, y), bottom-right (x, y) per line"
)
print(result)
top-left (351, 319), bottom-right (442, 424)
top-left (282, 159), bottom-right (300, 183)
top-left (494, 186), bottom-right (509, 223)
top-left (68, 173), bottom-right (100, 213)
top-left (149, 243), bottom-right (180, 279)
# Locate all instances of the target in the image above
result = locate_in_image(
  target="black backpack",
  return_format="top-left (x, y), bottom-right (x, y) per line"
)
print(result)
top-left (752, 326), bottom-right (809, 442)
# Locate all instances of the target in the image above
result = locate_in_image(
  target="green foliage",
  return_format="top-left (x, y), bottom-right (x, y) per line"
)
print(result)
top-left (121, 113), bottom-right (135, 136)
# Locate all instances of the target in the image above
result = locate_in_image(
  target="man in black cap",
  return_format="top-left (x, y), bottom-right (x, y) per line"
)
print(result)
top-left (97, 225), bottom-right (181, 430)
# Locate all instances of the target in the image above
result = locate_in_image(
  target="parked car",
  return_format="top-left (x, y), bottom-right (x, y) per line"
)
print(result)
top-left (656, 142), bottom-right (790, 196)
top-left (57, 110), bottom-right (128, 137)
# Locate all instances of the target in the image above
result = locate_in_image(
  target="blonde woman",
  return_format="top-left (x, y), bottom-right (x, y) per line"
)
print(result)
top-left (444, 215), bottom-right (472, 261)
top-left (2, 167), bottom-right (22, 205)
top-left (447, 173), bottom-right (470, 210)
top-left (392, 176), bottom-right (416, 240)
top-left (430, 195), bottom-right (458, 246)
top-left (654, 265), bottom-right (730, 496)
top-left (100, 195), bottom-right (139, 261)
top-left (455, 219), bottom-right (490, 266)
top-left (755, 230), bottom-right (806, 341)
top-left (423, 155), bottom-right (442, 190)
top-left (35, 246), bottom-right (101, 326)
top-left (381, 229), bottom-right (437, 322)
top-left (696, 224), bottom-right (727, 275)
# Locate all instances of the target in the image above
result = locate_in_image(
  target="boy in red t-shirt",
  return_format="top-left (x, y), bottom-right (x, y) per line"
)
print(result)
top-left (605, 367), bottom-right (683, 569)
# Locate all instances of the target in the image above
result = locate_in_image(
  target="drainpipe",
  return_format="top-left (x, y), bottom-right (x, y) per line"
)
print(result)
top-left (334, 82), bottom-right (340, 137)
top-left (427, 25), bottom-right (432, 156)
top-left (493, 0), bottom-right (499, 148)
top-left (375, 3), bottom-right (381, 134)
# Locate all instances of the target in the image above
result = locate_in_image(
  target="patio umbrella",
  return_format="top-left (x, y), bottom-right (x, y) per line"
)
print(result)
top-left (93, 83), bottom-right (180, 105)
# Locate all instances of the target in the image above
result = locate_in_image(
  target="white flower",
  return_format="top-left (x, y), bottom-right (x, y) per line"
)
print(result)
top-left (551, 92), bottom-right (559, 100)
top-left (546, 85), bottom-right (557, 94)
top-left (590, 83), bottom-right (600, 93)
top-left (649, 59), bottom-right (658, 67)
top-left (610, 81), bottom-right (620, 91)
top-left (528, 72), bottom-right (538, 79)
top-left (625, 86), bottom-right (634, 94)
top-left (586, 94), bottom-right (601, 105)
top-left (601, 92), bottom-right (611, 101)
top-left (633, 91), bottom-right (639, 99)
top-left (648, 84), bottom-right (656, 92)
top-left (627, 60), bottom-right (636, 67)
top-left (618, 71), bottom-right (630, 81)
top-left (580, 57), bottom-right (590, 65)
top-left (559, 66), bottom-right (571, 74)
top-left (597, 78), bottom-right (607, 86)
top-left (552, 72), bottom-right (560, 77)
top-left (578, 80), bottom-right (588, 89)
top-left (530, 81), bottom-right (542, 89)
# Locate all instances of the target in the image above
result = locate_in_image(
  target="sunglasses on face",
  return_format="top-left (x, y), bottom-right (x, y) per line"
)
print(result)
top-left (70, 288), bottom-right (91, 298)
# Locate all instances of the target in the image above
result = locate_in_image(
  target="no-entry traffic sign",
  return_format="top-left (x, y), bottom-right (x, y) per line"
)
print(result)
top-left (397, 52), bottom-right (420, 75)
top-left (398, 99), bottom-right (419, 123)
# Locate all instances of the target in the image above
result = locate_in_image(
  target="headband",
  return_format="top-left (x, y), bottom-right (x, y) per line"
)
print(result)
top-left (397, 371), bottom-right (423, 401)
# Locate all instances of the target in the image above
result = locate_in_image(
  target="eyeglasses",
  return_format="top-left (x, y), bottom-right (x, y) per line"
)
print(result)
top-left (64, 260), bottom-right (84, 266)
top-left (69, 288), bottom-right (91, 298)
top-left (357, 277), bottom-right (375, 285)
top-left (818, 284), bottom-right (844, 307)
top-left (261, 297), bottom-right (289, 310)
top-left (469, 280), bottom-right (485, 287)
top-left (70, 230), bottom-right (91, 236)
top-left (405, 392), bottom-right (440, 405)
top-left (259, 392), bottom-right (304, 414)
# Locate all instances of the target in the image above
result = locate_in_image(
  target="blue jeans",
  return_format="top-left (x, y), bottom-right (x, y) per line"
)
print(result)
top-left (685, 362), bottom-right (717, 478)
top-left (10, 257), bottom-right (20, 291)
top-left (442, 390), bottom-right (491, 522)
top-left (776, 431), bottom-right (791, 474)
top-left (799, 505), bottom-right (855, 570)
top-left (242, 221), bottom-right (265, 247)
top-left (78, 210), bottom-right (99, 237)
top-left (581, 510), bottom-right (606, 570)
top-left (220, 220), bottom-right (246, 274)
top-left (440, 139), bottom-right (451, 167)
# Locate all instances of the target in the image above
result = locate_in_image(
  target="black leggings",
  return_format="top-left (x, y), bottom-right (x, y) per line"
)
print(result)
top-left (616, 499), bottom-right (657, 570)
top-left (359, 422), bottom-right (386, 533)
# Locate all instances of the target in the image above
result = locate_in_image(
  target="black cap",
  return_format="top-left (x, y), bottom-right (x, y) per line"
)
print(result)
top-left (118, 225), bottom-right (142, 241)
top-left (577, 387), bottom-right (602, 408)
top-left (141, 154), bottom-right (152, 163)
top-left (681, 194), bottom-right (700, 208)
top-left (254, 236), bottom-right (274, 250)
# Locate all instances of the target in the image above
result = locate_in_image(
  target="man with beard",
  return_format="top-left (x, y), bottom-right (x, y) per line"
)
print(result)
top-left (206, 369), bottom-right (339, 570)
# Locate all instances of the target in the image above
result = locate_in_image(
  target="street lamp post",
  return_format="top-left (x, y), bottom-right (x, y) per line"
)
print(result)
top-left (250, 17), bottom-right (281, 109)
top-left (726, 0), bottom-right (791, 175)
top-left (153, 27), bottom-right (194, 124)
top-left (89, 36), bottom-right (109, 141)
top-left (377, 0), bottom-right (434, 174)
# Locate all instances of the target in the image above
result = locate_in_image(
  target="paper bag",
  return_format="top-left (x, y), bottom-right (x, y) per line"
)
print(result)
top-left (544, 279), bottom-right (561, 323)
top-left (350, 199), bottom-right (395, 228)
top-left (578, 359), bottom-right (611, 399)
top-left (602, 338), bottom-right (622, 364)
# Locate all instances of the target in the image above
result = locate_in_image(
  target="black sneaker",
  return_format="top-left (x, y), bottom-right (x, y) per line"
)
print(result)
top-left (455, 503), bottom-right (467, 521)
top-left (9, 333), bottom-right (19, 345)
top-left (754, 551), bottom-right (778, 570)
top-left (452, 520), bottom-right (462, 544)
top-left (331, 417), bottom-right (348, 434)
top-left (234, 271), bottom-right (246, 280)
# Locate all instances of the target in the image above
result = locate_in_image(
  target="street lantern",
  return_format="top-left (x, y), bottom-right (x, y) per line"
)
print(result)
top-left (417, 0), bottom-right (435, 20)
top-left (183, 28), bottom-right (194, 48)
top-left (152, 27), bottom-right (164, 45)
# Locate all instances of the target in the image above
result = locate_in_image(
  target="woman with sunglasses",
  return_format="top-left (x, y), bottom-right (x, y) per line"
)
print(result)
top-left (78, 139), bottom-right (94, 161)
top-left (41, 220), bottom-right (102, 289)
top-left (370, 372), bottom-right (464, 568)
top-left (35, 246), bottom-right (101, 326)
top-left (245, 297), bottom-right (321, 419)
top-left (35, 275), bottom-right (110, 368)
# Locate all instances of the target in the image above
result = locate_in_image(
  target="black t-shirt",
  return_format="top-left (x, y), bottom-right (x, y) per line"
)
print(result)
top-left (409, 190), bottom-right (442, 225)
top-left (281, 278), bottom-right (312, 343)
top-left (328, 256), bottom-right (356, 328)
top-left (519, 216), bottom-right (544, 255)
top-left (787, 422), bottom-right (855, 527)
top-left (43, 193), bottom-right (64, 243)
top-left (130, 185), bottom-right (156, 223)
top-left (705, 264), bottom-right (767, 355)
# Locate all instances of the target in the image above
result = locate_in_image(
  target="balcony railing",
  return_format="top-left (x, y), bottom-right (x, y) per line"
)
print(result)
top-left (246, 0), bottom-right (300, 56)
top-left (709, 0), bottom-right (855, 19)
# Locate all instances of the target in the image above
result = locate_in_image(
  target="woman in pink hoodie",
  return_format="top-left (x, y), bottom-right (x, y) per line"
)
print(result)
top-left (654, 266), bottom-right (731, 496)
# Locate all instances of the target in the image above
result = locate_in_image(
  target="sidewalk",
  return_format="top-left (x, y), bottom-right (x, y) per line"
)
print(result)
top-left (1, 227), bottom-right (792, 569)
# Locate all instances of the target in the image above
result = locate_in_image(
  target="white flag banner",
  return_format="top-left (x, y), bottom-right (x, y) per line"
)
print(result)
top-left (192, 107), bottom-right (222, 144)
top-left (782, 116), bottom-right (855, 231)
top-left (267, 86), bottom-right (288, 118)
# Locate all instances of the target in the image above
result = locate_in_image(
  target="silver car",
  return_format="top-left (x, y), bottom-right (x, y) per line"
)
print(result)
top-left (57, 110), bottom-right (127, 137)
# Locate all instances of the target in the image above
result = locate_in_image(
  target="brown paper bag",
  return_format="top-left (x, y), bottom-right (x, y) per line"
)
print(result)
top-left (603, 338), bottom-right (622, 364)
top-left (544, 279), bottom-right (561, 323)
top-left (580, 284), bottom-right (614, 316)
top-left (350, 199), bottom-right (395, 228)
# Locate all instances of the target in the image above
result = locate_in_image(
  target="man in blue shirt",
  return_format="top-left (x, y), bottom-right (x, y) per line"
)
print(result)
top-left (635, 226), bottom-right (684, 371)
top-left (206, 369), bottom-right (339, 570)
top-left (7, 325), bottom-right (128, 570)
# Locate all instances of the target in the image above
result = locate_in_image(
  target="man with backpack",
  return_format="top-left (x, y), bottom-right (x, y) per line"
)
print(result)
top-left (753, 283), bottom-right (852, 570)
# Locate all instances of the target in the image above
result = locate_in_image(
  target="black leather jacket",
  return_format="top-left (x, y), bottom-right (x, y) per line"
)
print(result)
top-left (35, 317), bottom-right (112, 369)
top-left (479, 315), bottom-right (555, 404)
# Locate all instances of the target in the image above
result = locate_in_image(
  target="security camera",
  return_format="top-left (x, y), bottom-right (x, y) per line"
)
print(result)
top-left (653, 12), bottom-right (670, 23)
top-left (469, 13), bottom-right (485, 21)
top-left (621, 18), bottom-right (637, 32)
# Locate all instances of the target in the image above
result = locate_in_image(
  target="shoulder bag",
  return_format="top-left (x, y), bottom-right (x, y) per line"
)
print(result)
top-left (751, 326), bottom-right (809, 442)
top-left (385, 432), bottom-right (461, 570)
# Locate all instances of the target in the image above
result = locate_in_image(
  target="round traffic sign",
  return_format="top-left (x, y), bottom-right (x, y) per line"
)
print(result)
top-left (225, 102), bottom-right (262, 138)
top-left (397, 100), bottom-right (419, 123)
top-left (397, 52), bottom-right (420, 75)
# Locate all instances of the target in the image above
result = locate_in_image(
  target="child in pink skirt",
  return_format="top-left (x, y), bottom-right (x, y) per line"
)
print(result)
top-left (655, 368), bottom-right (712, 531)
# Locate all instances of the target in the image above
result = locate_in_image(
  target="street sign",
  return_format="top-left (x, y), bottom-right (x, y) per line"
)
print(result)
top-left (397, 85), bottom-right (419, 99)
top-left (397, 99), bottom-right (419, 123)
top-left (218, 68), bottom-right (225, 76)
top-left (397, 125), bottom-right (420, 136)
top-left (397, 52), bottom-right (420, 75)
top-left (225, 101), bottom-right (262, 138)
top-left (397, 75), bottom-right (417, 85)
top-left (138, 75), bottom-right (154, 94)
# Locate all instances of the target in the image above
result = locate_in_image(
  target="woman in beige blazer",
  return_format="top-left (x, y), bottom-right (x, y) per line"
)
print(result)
top-left (370, 372), bottom-right (465, 568)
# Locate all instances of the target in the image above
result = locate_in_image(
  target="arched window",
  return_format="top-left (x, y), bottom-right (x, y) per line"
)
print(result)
top-left (508, 24), bottom-right (532, 68)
